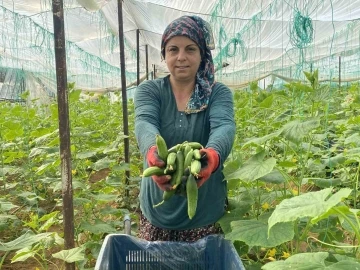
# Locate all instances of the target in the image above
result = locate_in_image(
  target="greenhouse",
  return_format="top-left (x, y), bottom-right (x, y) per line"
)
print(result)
top-left (0, 0), bottom-right (360, 269)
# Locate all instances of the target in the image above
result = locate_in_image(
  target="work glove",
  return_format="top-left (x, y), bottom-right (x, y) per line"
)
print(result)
top-left (146, 145), bottom-right (172, 191)
top-left (197, 148), bottom-right (220, 188)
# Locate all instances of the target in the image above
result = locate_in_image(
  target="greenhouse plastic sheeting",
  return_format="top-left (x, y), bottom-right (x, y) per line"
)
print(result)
top-left (2, 0), bottom-right (360, 101)
top-left (95, 234), bottom-right (245, 270)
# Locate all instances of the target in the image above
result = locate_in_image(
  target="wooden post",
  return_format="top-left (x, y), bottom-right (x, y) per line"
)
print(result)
top-left (52, 1), bottom-right (75, 269)
top-left (136, 29), bottom-right (140, 86)
top-left (117, 0), bottom-right (130, 195)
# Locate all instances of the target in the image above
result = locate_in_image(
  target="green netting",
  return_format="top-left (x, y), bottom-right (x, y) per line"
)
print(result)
top-left (1, 0), bottom-right (360, 101)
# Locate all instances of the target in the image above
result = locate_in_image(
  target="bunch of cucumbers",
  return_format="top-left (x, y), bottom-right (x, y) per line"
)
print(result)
top-left (142, 134), bottom-right (204, 219)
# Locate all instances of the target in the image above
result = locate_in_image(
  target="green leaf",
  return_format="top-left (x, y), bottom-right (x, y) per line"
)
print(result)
top-left (93, 157), bottom-right (114, 171)
top-left (69, 90), bottom-right (82, 102)
top-left (304, 71), bottom-right (313, 83)
top-left (0, 166), bottom-right (23, 176)
top-left (310, 205), bottom-right (356, 226)
top-left (0, 200), bottom-right (18, 212)
top-left (76, 151), bottom-right (97, 160)
top-left (344, 133), bottom-right (360, 146)
top-left (274, 109), bottom-right (292, 122)
top-left (29, 147), bottom-right (47, 158)
top-left (337, 208), bottom-right (360, 234)
top-left (53, 180), bottom-right (86, 192)
top-left (225, 219), bottom-right (294, 247)
top-left (105, 175), bottom-right (123, 187)
top-left (90, 194), bottom-right (118, 202)
top-left (0, 214), bottom-right (18, 221)
top-left (344, 147), bottom-right (360, 158)
top-left (313, 69), bottom-right (319, 86)
top-left (112, 163), bottom-right (130, 172)
top-left (218, 206), bottom-right (250, 234)
top-left (12, 248), bottom-right (36, 263)
top-left (259, 95), bottom-right (274, 108)
top-left (258, 169), bottom-right (287, 184)
top-left (80, 220), bottom-right (117, 234)
top-left (218, 194), bottom-right (253, 234)
top-left (268, 188), bottom-right (352, 234)
top-left (0, 231), bottom-right (53, 251)
top-left (38, 211), bottom-right (60, 232)
top-left (226, 151), bottom-right (276, 182)
top-left (304, 178), bottom-right (342, 188)
top-left (35, 162), bottom-right (54, 175)
top-left (278, 161), bottom-right (297, 167)
top-left (280, 118), bottom-right (320, 143)
top-left (223, 159), bottom-right (242, 189)
top-left (73, 197), bottom-right (91, 207)
top-left (290, 81), bottom-right (313, 93)
top-left (29, 147), bottom-right (59, 158)
top-left (328, 261), bottom-right (360, 269)
top-left (262, 252), bottom-right (360, 270)
top-left (33, 129), bottom-right (58, 145)
top-left (223, 158), bottom-right (242, 177)
top-left (322, 153), bottom-right (346, 168)
top-left (242, 132), bottom-right (280, 148)
top-left (52, 247), bottom-right (85, 263)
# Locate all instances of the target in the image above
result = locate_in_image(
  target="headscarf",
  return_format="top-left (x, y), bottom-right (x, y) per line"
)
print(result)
top-left (161, 15), bottom-right (215, 114)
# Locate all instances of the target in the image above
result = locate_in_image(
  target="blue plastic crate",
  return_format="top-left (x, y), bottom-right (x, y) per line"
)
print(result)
top-left (95, 234), bottom-right (245, 270)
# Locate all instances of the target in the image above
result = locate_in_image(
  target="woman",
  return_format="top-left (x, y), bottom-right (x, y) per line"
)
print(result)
top-left (134, 15), bottom-right (235, 242)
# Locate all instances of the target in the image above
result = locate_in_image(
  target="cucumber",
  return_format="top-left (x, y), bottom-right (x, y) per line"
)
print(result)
top-left (186, 174), bottom-right (198, 219)
top-left (156, 134), bottom-right (168, 161)
top-left (143, 166), bottom-right (165, 177)
top-left (190, 160), bottom-right (201, 177)
top-left (187, 142), bottom-right (203, 149)
top-left (172, 150), bottom-right (184, 189)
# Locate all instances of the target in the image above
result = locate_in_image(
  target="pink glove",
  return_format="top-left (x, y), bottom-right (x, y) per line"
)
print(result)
top-left (146, 145), bottom-right (165, 167)
top-left (197, 148), bottom-right (220, 188)
top-left (146, 146), bottom-right (172, 191)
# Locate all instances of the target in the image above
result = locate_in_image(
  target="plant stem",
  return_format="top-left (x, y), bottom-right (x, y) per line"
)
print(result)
top-left (354, 164), bottom-right (359, 209)
top-left (256, 179), bottom-right (261, 218)
top-left (0, 251), bottom-right (10, 269)
top-left (281, 242), bottom-right (290, 253)
top-left (298, 136), bottom-right (314, 195)
top-left (294, 220), bottom-right (300, 253)
top-left (333, 207), bottom-right (360, 254)
top-left (299, 220), bottom-right (313, 242)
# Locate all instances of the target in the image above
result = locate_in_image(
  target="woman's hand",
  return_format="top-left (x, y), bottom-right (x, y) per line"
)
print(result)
top-left (146, 146), bottom-right (172, 190)
top-left (197, 148), bottom-right (219, 188)
top-left (147, 145), bottom-right (166, 167)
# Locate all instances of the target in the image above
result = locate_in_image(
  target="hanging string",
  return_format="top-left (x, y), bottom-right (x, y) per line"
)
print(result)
top-left (290, 9), bottom-right (314, 49)
top-left (222, 35), bottom-right (247, 60)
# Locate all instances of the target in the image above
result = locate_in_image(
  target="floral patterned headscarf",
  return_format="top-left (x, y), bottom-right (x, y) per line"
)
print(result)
top-left (161, 15), bottom-right (215, 114)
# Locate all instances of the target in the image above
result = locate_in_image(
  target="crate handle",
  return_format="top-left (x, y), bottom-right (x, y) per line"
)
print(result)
top-left (124, 214), bottom-right (131, 235)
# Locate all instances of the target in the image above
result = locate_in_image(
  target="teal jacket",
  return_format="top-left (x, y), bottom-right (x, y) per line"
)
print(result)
top-left (134, 75), bottom-right (235, 230)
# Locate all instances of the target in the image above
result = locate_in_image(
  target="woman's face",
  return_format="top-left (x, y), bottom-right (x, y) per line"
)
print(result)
top-left (164, 36), bottom-right (201, 83)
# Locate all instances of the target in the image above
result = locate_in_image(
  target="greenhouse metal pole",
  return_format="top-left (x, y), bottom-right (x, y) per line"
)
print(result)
top-left (339, 56), bottom-right (341, 89)
top-left (136, 29), bottom-right (140, 85)
top-left (146, 45), bottom-right (149, 80)
top-left (52, 1), bottom-right (75, 270)
top-left (117, 0), bottom-right (130, 196)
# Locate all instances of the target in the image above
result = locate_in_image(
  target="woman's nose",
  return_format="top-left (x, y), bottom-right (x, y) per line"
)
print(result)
top-left (177, 49), bottom-right (186, 61)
